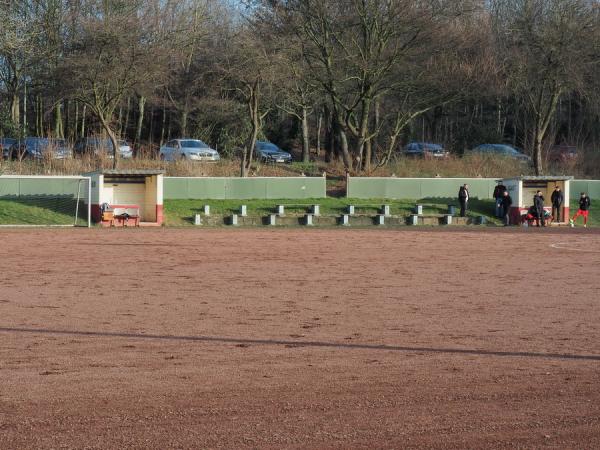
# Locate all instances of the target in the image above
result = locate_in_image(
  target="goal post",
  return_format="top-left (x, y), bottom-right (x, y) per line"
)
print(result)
top-left (0, 175), bottom-right (92, 227)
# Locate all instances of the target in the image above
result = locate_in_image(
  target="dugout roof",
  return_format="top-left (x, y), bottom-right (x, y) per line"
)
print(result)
top-left (502, 176), bottom-right (573, 182)
top-left (84, 169), bottom-right (165, 176)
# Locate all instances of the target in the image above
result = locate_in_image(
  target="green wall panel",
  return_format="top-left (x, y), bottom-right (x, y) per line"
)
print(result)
top-left (163, 177), bottom-right (326, 200)
top-left (0, 178), bottom-right (87, 198)
top-left (0, 178), bottom-right (20, 196)
top-left (348, 178), bottom-right (498, 199)
top-left (571, 180), bottom-right (600, 199)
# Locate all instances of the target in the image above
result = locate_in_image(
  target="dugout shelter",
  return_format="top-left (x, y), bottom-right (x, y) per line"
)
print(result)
top-left (87, 169), bottom-right (164, 226)
top-left (502, 176), bottom-right (572, 224)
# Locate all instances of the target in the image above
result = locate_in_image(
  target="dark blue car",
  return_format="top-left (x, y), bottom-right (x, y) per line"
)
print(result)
top-left (255, 141), bottom-right (293, 163)
top-left (404, 142), bottom-right (449, 158)
top-left (467, 144), bottom-right (531, 163)
top-left (1, 138), bottom-right (17, 159)
top-left (8, 137), bottom-right (72, 160)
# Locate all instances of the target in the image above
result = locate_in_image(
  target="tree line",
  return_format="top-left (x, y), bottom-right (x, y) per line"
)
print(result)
top-left (1, 0), bottom-right (599, 175)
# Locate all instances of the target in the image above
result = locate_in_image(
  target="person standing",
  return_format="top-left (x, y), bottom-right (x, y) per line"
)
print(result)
top-left (534, 191), bottom-right (546, 227)
top-left (493, 182), bottom-right (507, 218)
top-left (501, 190), bottom-right (512, 226)
top-left (458, 184), bottom-right (469, 217)
top-left (551, 186), bottom-right (564, 222)
top-left (570, 192), bottom-right (591, 228)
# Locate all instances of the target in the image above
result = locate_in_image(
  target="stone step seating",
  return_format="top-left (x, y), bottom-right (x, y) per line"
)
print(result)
top-left (192, 203), bottom-right (488, 227)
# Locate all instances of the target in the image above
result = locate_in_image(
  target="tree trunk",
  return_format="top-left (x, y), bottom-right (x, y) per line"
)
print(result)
top-left (337, 126), bottom-right (351, 169)
top-left (10, 93), bottom-right (20, 127)
top-left (118, 105), bottom-right (123, 136)
top-left (149, 106), bottom-right (155, 144)
top-left (98, 114), bottom-right (120, 170)
top-left (533, 130), bottom-right (544, 176)
top-left (316, 111), bottom-right (322, 157)
top-left (65, 99), bottom-right (71, 140)
top-left (135, 95), bottom-right (146, 145)
top-left (245, 119), bottom-right (259, 176)
top-left (181, 109), bottom-right (188, 137)
top-left (331, 111), bottom-right (351, 169)
top-left (324, 106), bottom-right (333, 163)
top-left (356, 98), bottom-right (371, 172)
top-left (36, 95), bottom-right (43, 136)
top-left (301, 106), bottom-right (310, 163)
top-left (124, 96), bottom-right (131, 138)
top-left (373, 99), bottom-right (380, 163)
top-left (240, 147), bottom-right (248, 177)
top-left (81, 104), bottom-right (86, 137)
top-left (160, 107), bottom-right (167, 147)
top-left (74, 102), bottom-right (79, 141)
top-left (364, 139), bottom-right (372, 173)
top-left (243, 80), bottom-right (261, 176)
top-left (22, 84), bottom-right (27, 135)
top-left (54, 102), bottom-right (64, 139)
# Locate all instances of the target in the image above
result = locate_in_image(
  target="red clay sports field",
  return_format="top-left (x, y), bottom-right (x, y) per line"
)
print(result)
top-left (1, 227), bottom-right (600, 448)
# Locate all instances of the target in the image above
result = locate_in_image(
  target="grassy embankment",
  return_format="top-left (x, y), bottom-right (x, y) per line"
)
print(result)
top-left (0, 197), bottom-right (596, 227)
top-left (163, 197), bottom-right (503, 227)
top-left (0, 199), bottom-right (87, 226)
top-left (164, 198), bottom-right (599, 227)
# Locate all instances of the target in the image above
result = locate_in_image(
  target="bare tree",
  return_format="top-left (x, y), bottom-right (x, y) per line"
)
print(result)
top-left (57, 0), bottom-right (170, 168)
top-left (491, 0), bottom-right (600, 175)
top-left (0, 1), bottom-right (40, 130)
top-left (219, 27), bottom-right (275, 177)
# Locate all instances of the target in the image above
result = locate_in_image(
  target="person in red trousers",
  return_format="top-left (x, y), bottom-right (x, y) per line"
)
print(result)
top-left (570, 192), bottom-right (591, 228)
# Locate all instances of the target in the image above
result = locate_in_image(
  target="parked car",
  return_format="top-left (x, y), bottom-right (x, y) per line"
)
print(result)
top-left (404, 142), bottom-right (449, 158)
top-left (1, 138), bottom-right (17, 159)
top-left (158, 139), bottom-right (220, 161)
top-left (74, 137), bottom-right (133, 159)
top-left (8, 137), bottom-right (72, 160)
top-left (466, 144), bottom-right (532, 163)
top-left (255, 141), bottom-right (293, 163)
top-left (548, 144), bottom-right (577, 163)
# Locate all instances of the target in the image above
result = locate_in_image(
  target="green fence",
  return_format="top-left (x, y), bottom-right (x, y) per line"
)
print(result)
top-left (0, 176), bottom-right (90, 226)
top-left (164, 177), bottom-right (326, 200)
top-left (0, 176), bottom-right (89, 198)
top-left (570, 180), bottom-right (600, 199)
top-left (347, 177), bottom-right (499, 199)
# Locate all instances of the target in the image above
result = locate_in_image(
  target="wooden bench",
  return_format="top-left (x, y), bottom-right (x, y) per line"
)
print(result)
top-left (101, 210), bottom-right (115, 227)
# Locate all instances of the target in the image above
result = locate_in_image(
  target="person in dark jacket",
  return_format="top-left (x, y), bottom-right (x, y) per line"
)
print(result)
top-left (550, 186), bottom-right (564, 222)
top-left (501, 190), bottom-right (512, 226)
top-left (534, 191), bottom-right (546, 227)
top-left (493, 182), bottom-right (507, 218)
top-left (570, 192), bottom-right (591, 228)
top-left (458, 184), bottom-right (469, 217)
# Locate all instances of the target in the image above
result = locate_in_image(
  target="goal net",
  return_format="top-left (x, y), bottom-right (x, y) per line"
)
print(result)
top-left (0, 176), bottom-right (91, 227)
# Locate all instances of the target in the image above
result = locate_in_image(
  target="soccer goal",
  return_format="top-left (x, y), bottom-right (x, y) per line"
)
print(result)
top-left (0, 175), bottom-right (91, 227)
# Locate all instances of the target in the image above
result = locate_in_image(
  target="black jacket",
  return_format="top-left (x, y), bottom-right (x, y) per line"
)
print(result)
top-left (551, 190), bottom-right (564, 206)
top-left (493, 184), bottom-right (507, 199)
top-left (458, 187), bottom-right (469, 202)
top-left (579, 196), bottom-right (591, 211)
top-left (534, 195), bottom-right (545, 212)
top-left (501, 195), bottom-right (512, 210)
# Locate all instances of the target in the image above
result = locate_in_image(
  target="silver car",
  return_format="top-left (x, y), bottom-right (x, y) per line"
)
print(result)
top-left (74, 137), bottom-right (133, 159)
top-left (159, 139), bottom-right (220, 162)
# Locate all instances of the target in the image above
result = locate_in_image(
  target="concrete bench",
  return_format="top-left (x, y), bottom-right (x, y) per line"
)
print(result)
top-left (347, 204), bottom-right (390, 216)
top-left (276, 204), bottom-right (320, 216)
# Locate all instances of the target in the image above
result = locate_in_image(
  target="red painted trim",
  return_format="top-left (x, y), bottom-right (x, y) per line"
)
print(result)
top-left (156, 204), bottom-right (164, 225)
top-left (91, 204), bottom-right (102, 223)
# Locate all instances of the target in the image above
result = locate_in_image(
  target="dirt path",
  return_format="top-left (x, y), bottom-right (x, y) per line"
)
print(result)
top-left (1, 228), bottom-right (599, 448)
